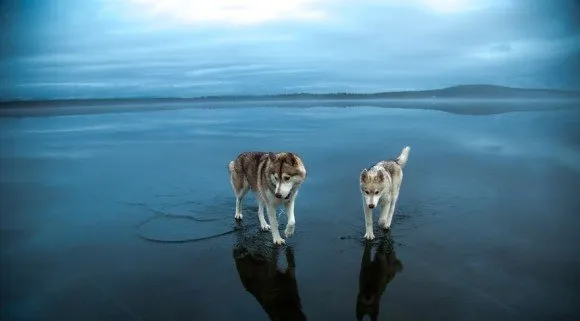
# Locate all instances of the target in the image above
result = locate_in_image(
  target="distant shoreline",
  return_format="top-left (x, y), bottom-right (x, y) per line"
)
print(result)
top-left (2, 85), bottom-right (579, 107)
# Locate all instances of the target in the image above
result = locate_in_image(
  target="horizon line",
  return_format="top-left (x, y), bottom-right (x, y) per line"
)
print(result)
top-left (2, 84), bottom-right (579, 103)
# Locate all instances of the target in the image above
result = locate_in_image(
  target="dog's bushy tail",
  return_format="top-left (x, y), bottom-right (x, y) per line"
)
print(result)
top-left (395, 146), bottom-right (411, 168)
top-left (228, 160), bottom-right (235, 173)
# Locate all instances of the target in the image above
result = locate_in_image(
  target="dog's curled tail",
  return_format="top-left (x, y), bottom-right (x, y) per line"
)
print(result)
top-left (395, 146), bottom-right (411, 168)
top-left (228, 160), bottom-right (235, 173)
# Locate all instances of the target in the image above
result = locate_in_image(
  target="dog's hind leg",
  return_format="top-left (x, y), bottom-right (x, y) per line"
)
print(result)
top-left (386, 187), bottom-right (400, 228)
top-left (234, 185), bottom-right (249, 220)
top-left (378, 196), bottom-right (392, 230)
top-left (230, 166), bottom-right (249, 220)
top-left (258, 200), bottom-right (271, 231)
top-left (387, 170), bottom-right (403, 227)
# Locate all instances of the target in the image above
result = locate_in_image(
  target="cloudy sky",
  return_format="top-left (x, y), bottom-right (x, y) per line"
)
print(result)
top-left (1, 0), bottom-right (579, 99)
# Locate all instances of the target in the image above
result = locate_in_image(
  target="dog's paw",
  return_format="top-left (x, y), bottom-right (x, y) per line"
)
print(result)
top-left (234, 213), bottom-right (243, 220)
top-left (273, 236), bottom-right (286, 245)
top-left (284, 223), bottom-right (295, 238)
top-left (379, 221), bottom-right (389, 230)
top-left (260, 222), bottom-right (271, 231)
top-left (364, 231), bottom-right (375, 240)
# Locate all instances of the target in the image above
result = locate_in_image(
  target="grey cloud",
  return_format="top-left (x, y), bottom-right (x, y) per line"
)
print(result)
top-left (1, 0), bottom-right (579, 100)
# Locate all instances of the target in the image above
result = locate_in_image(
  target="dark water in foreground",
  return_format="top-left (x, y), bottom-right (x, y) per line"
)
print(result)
top-left (1, 101), bottom-right (579, 321)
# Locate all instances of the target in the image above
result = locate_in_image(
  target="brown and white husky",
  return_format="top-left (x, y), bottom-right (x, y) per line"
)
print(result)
top-left (229, 151), bottom-right (307, 245)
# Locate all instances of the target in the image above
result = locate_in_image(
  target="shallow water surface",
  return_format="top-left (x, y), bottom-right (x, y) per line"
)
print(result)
top-left (1, 101), bottom-right (579, 321)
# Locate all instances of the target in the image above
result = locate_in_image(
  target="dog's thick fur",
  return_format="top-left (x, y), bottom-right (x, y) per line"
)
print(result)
top-left (360, 146), bottom-right (410, 240)
top-left (356, 233), bottom-right (403, 321)
top-left (229, 151), bottom-right (307, 245)
top-left (233, 245), bottom-right (307, 321)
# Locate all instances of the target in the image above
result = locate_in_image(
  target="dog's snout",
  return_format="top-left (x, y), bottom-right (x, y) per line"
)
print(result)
top-left (368, 204), bottom-right (375, 209)
top-left (275, 192), bottom-right (282, 198)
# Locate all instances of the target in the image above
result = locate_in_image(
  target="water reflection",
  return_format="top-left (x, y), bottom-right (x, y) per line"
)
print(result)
top-left (233, 228), bottom-right (307, 321)
top-left (356, 231), bottom-right (403, 321)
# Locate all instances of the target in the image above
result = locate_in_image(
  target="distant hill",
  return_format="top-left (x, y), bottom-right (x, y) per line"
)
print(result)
top-left (233, 85), bottom-right (579, 100)
top-left (370, 85), bottom-right (580, 99)
top-left (1, 85), bottom-right (579, 107)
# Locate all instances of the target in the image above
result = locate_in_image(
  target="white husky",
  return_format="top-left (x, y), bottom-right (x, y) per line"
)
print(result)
top-left (359, 146), bottom-right (410, 240)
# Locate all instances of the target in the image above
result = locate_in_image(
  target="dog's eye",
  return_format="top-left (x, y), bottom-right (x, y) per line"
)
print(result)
top-left (364, 190), bottom-right (370, 195)
top-left (374, 191), bottom-right (379, 195)
top-left (283, 176), bottom-right (290, 181)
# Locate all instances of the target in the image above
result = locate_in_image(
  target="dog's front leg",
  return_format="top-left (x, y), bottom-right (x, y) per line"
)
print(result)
top-left (267, 205), bottom-right (285, 245)
top-left (363, 205), bottom-right (375, 240)
top-left (284, 198), bottom-right (296, 238)
top-left (258, 201), bottom-right (271, 231)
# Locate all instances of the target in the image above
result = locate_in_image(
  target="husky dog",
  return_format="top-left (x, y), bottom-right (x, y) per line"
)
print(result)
top-left (360, 146), bottom-right (410, 240)
top-left (233, 245), bottom-right (307, 321)
top-left (228, 151), bottom-right (307, 245)
top-left (356, 232), bottom-right (403, 321)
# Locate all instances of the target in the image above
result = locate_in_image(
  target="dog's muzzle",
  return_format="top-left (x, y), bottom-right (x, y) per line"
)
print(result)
top-left (368, 204), bottom-right (375, 209)
top-left (275, 192), bottom-right (291, 200)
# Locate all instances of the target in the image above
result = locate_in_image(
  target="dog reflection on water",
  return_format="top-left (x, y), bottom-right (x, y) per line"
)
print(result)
top-left (356, 231), bottom-right (403, 321)
top-left (233, 233), bottom-right (307, 321)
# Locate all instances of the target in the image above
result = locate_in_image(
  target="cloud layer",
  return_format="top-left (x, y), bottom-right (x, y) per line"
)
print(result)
top-left (1, 0), bottom-right (579, 99)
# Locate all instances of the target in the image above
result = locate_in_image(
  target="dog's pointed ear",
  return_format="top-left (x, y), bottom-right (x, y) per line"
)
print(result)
top-left (377, 170), bottom-right (385, 182)
top-left (360, 169), bottom-right (368, 183)
top-left (268, 152), bottom-right (276, 162)
top-left (286, 152), bottom-right (297, 166)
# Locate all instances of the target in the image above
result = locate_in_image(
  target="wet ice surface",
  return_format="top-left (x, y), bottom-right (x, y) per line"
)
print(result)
top-left (1, 101), bottom-right (580, 321)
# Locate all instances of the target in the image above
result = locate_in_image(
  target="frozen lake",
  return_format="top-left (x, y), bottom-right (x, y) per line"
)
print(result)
top-left (1, 100), bottom-right (579, 321)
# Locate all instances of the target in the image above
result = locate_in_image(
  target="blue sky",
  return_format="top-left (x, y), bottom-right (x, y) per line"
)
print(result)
top-left (1, 0), bottom-right (579, 99)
